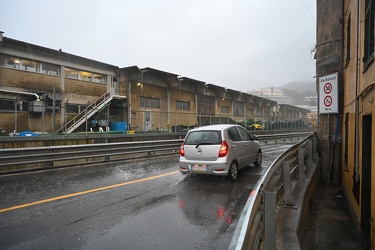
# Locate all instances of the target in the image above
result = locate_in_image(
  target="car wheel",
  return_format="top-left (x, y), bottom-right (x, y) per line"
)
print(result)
top-left (254, 150), bottom-right (262, 167)
top-left (228, 161), bottom-right (238, 181)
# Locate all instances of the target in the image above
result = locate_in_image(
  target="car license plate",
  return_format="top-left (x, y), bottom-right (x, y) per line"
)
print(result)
top-left (190, 164), bottom-right (209, 171)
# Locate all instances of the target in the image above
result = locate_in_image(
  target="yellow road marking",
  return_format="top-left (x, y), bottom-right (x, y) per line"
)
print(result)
top-left (0, 171), bottom-right (179, 213)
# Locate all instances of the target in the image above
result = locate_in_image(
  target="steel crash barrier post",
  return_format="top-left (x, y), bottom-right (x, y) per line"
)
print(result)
top-left (298, 148), bottom-right (308, 181)
top-left (282, 161), bottom-right (297, 207)
top-left (308, 139), bottom-right (314, 167)
top-left (312, 136), bottom-right (318, 161)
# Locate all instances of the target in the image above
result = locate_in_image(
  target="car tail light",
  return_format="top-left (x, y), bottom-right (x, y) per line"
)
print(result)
top-left (218, 141), bottom-right (229, 157)
top-left (179, 142), bottom-right (185, 156)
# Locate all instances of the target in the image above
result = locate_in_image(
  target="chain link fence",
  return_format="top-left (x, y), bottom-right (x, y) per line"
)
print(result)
top-left (127, 110), bottom-right (316, 133)
top-left (4, 101), bottom-right (317, 135)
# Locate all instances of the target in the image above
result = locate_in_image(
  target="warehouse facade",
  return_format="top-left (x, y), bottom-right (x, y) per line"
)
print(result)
top-left (0, 34), bottom-right (310, 134)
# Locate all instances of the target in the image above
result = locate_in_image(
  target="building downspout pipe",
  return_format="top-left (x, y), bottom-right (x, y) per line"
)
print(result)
top-left (354, 0), bottom-right (360, 183)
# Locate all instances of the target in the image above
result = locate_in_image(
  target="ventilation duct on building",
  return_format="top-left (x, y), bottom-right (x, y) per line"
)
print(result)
top-left (0, 89), bottom-right (40, 101)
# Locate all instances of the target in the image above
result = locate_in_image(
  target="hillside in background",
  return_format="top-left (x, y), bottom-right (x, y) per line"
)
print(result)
top-left (279, 81), bottom-right (317, 105)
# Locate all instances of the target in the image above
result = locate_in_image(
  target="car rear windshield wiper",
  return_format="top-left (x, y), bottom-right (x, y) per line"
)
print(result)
top-left (195, 142), bottom-right (215, 148)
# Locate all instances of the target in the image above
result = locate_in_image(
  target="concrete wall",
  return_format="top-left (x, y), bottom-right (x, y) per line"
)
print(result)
top-left (316, 0), bottom-right (343, 185)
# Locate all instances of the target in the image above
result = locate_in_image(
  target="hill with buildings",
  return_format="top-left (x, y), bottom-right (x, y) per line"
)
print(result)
top-left (248, 81), bottom-right (317, 106)
top-left (279, 81), bottom-right (317, 106)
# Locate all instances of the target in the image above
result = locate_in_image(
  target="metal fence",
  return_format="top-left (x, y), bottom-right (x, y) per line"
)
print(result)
top-left (128, 110), bottom-right (316, 133)
top-left (2, 100), bottom-right (317, 135)
top-left (0, 132), bottom-right (312, 174)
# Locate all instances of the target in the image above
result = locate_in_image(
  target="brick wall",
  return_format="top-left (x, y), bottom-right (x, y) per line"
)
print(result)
top-left (65, 78), bottom-right (107, 96)
top-left (0, 111), bottom-right (61, 134)
top-left (0, 68), bottom-right (61, 93)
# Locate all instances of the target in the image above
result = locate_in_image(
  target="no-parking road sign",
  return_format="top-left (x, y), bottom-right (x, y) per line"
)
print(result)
top-left (319, 73), bottom-right (338, 114)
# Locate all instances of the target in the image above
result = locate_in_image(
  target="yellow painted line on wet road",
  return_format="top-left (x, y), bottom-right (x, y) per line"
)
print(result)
top-left (0, 171), bottom-right (179, 213)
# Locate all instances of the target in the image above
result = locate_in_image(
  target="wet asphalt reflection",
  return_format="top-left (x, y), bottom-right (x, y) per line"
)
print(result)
top-left (0, 141), bottom-right (298, 249)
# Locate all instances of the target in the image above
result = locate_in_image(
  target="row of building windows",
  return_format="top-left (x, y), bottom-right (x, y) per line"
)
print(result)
top-left (1, 54), bottom-right (60, 75)
top-left (0, 99), bottom-right (29, 111)
top-left (139, 97), bottom-right (236, 114)
top-left (1, 95), bottom-right (285, 117)
top-left (0, 54), bottom-right (107, 84)
top-left (0, 99), bottom-right (59, 113)
top-left (2, 97), bottom-right (209, 114)
top-left (65, 68), bottom-right (106, 83)
top-left (0, 99), bottom-right (91, 115)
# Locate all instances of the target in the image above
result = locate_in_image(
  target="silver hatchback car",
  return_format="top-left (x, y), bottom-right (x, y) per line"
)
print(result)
top-left (179, 124), bottom-right (262, 181)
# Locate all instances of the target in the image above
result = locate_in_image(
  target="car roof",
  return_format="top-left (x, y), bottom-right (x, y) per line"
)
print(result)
top-left (189, 124), bottom-right (240, 132)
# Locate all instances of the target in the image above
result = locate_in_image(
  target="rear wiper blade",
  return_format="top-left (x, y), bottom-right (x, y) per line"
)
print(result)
top-left (195, 143), bottom-right (213, 148)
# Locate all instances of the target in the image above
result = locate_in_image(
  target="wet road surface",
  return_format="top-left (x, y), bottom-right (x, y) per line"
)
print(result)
top-left (0, 141), bottom-right (299, 249)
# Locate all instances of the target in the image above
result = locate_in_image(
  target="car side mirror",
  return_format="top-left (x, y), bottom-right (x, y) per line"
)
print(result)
top-left (252, 135), bottom-right (258, 140)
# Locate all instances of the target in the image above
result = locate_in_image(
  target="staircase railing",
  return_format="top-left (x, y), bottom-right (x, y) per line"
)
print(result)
top-left (55, 89), bottom-right (115, 134)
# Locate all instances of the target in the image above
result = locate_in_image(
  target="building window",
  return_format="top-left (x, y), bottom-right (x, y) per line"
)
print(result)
top-left (80, 71), bottom-right (92, 81)
top-left (66, 104), bottom-right (86, 114)
top-left (66, 104), bottom-right (79, 113)
top-left (0, 54), bottom-right (59, 75)
top-left (233, 101), bottom-right (244, 116)
top-left (42, 62), bottom-right (59, 75)
top-left (22, 59), bottom-right (39, 72)
top-left (140, 96), bottom-right (160, 109)
top-left (65, 67), bottom-right (106, 83)
top-left (44, 102), bottom-right (60, 113)
top-left (93, 73), bottom-right (105, 83)
top-left (364, 0), bottom-right (375, 66)
top-left (0, 99), bottom-right (28, 111)
top-left (176, 101), bottom-right (190, 111)
top-left (221, 106), bottom-right (229, 113)
top-left (0, 99), bottom-right (16, 111)
top-left (65, 68), bottom-right (79, 79)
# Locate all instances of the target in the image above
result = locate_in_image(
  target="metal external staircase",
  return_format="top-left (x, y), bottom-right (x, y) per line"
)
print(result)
top-left (55, 89), bottom-right (116, 134)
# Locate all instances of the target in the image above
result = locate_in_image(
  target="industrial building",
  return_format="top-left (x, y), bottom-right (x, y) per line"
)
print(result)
top-left (0, 33), bottom-right (309, 135)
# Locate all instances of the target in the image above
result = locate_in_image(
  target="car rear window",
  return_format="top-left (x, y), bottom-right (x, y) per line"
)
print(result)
top-left (184, 130), bottom-right (221, 145)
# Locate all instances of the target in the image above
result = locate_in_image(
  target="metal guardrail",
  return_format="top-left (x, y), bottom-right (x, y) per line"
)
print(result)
top-left (0, 132), bottom-right (312, 175)
top-left (0, 139), bottom-right (183, 172)
top-left (229, 133), bottom-right (316, 249)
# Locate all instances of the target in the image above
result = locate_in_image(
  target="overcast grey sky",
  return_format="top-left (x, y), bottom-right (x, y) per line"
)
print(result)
top-left (1, 0), bottom-right (316, 92)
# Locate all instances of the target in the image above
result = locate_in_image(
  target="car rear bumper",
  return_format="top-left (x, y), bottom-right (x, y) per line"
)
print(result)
top-left (179, 160), bottom-right (229, 176)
